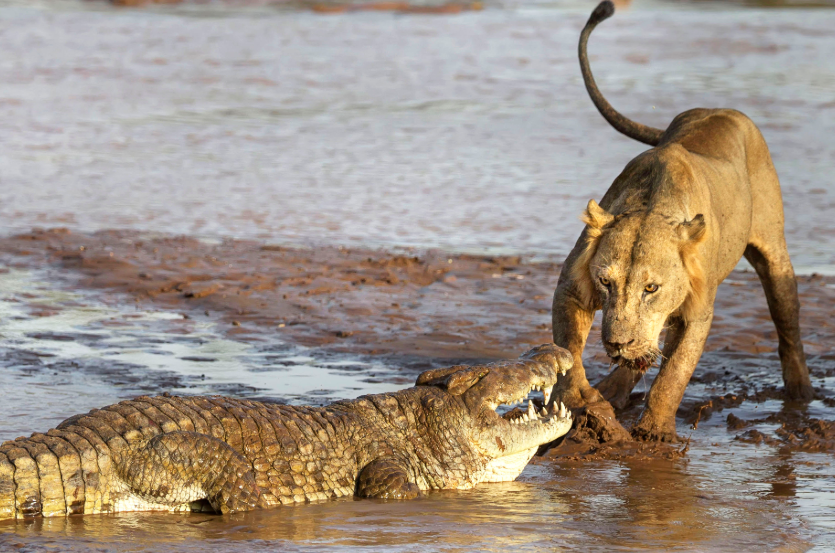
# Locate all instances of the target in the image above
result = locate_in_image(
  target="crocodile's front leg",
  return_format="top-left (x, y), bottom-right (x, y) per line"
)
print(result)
top-left (355, 459), bottom-right (422, 500)
top-left (117, 431), bottom-right (263, 513)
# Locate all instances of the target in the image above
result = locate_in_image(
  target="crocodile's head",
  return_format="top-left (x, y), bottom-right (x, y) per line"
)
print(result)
top-left (415, 343), bottom-right (574, 483)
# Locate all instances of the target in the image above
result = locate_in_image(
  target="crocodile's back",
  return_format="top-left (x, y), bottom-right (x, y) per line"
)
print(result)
top-left (0, 395), bottom-right (362, 519)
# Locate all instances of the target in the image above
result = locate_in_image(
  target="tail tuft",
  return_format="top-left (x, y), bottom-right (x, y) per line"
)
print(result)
top-left (587, 1), bottom-right (615, 26)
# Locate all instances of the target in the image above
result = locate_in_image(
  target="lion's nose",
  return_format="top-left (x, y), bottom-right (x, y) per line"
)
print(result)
top-left (605, 339), bottom-right (634, 352)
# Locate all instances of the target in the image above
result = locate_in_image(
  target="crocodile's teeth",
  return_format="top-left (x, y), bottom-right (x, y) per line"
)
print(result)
top-left (561, 368), bottom-right (567, 376)
top-left (523, 413), bottom-right (530, 422)
top-left (550, 402), bottom-right (558, 415)
top-left (543, 387), bottom-right (552, 406)
top-left (559, 402), bottom-right (567, 419)
top-left (527, 400), bottom-right (536, 418)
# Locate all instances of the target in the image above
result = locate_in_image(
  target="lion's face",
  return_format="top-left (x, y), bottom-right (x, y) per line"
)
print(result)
top-left (572, 200), bottom-right (707, 372)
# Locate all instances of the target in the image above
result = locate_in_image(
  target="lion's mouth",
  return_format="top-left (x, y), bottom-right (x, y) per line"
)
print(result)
top-left (611, 353), bottom-right (657, 373)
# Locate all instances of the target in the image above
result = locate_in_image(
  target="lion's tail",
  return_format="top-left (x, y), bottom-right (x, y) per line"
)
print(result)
top-left (579, 1), bottom-right (664, 146)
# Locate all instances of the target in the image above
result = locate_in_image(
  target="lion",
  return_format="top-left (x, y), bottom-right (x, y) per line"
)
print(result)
top-left (549, 1), bottom-right (814, 442)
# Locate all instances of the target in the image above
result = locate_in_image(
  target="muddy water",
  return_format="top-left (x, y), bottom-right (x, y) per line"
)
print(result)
top-left (0, 1), bottom-right (835, 270)
top-left (0, 264), bottom-right (834, 550)
top-left (0, 267), bottom-right (408, 441)
top-left (0, 408), bottom-right (832, 552)
top-left (1, 0), bottom-right (835, 551)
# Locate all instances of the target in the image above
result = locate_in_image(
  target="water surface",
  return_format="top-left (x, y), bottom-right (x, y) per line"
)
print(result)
top-left (1, 1), bottom-right (835, 551)
top-left (0, 1), bottom-right (834, 270)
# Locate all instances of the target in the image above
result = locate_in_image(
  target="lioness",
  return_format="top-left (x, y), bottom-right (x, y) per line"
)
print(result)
top-left (549, 1), bottom-right (814, 442)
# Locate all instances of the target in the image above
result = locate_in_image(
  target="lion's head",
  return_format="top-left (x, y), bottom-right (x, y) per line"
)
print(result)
top-left (571, 199), bottom-right (707, 372)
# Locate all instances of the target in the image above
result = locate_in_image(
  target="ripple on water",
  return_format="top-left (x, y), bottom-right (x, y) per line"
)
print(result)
top-left (0, 3), bottom-right (834, 271)
top-left (0, 267), bottom-right (832, 549)
top-left (0, 268), bottom-right (405, 441)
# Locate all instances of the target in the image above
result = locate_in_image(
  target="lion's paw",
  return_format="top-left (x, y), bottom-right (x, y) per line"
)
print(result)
top-left (631, 419), bottom-right (679, 443)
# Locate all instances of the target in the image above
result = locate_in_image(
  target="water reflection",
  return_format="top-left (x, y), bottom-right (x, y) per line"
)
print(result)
top-left (0, 268), bottom-right (406, 442)
top-left (0, 449), bottom-right (821, 552)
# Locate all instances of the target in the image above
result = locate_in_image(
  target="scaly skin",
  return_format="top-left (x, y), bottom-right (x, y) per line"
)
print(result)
top-left (0, 344), bottom-right (573, 519)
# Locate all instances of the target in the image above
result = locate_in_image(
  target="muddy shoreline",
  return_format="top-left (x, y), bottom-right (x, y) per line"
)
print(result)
top-left (3, 227), bottom-right (835, 456)
top-left (1, 228), bottom-right (561, 362)
top-left (1, 227), bottom-right (835, 550)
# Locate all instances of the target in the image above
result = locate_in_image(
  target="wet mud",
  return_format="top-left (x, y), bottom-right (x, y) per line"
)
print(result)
top-left (3, 228), bottom-right (835, 451)
top-left (2, 232), bottom-right (835, 549)
top-left (1, 0), bottom-right (835, 548)
top-left (1, 228), bottom-right (560, 361)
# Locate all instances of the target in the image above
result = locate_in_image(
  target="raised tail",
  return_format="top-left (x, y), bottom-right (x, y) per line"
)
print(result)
top-left (579, 1), bottom-right (664, 146)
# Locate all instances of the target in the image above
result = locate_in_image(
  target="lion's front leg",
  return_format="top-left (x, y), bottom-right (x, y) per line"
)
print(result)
top-left (632, 314), bottom-right (713, 442)
top-left (551, 284), bottom-right (605, 409)
top-left (552, 284), bottom-right (633, 444)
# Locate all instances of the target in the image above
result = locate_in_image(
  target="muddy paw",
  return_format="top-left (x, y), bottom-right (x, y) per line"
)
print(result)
top-left (631, 420), bottom-right (679, 443)
top-left (785, 382), bottom-right (815, 402)
top-left (572, 400), bottom-right (633, 444)
top-left (552, 382), bottom-right (606, 411)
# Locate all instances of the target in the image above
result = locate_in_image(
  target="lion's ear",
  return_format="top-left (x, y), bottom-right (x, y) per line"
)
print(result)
top-left (570, 200), bottom-right (612, 309)
top-left (581, 199), bottom-right (614, 231)
top-left (677, 214), bottom-right (706, 243)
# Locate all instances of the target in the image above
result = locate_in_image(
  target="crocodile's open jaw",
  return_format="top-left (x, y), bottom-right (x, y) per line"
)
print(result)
top-left (475, 349), bottom-right (573, 482)
top-left (415, 344), bottom-right (574, 483)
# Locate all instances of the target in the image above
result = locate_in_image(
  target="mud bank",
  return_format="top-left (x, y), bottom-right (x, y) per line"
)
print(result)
top-left (2, 228), bottom-right (835, 550)
top-left (0, 228), bottom-right (560, 361)
top-left (3, 228), bottom-right (835, 453)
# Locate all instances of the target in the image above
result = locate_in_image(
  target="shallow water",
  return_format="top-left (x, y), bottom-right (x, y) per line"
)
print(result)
top-left (1, 1), bottom-right (835, 551)
top-left (1, 412), bottom-right (833, 551)
top-left (0, 265), bottom-right (834, 551)
top-left (0, 1), bottom-right (834, 271)
top-left (0, 267), bottom-right (408, 441)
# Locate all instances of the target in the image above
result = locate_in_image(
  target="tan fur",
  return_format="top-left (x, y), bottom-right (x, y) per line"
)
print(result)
top-left (677, 218), bottom-right (708, 322)
top-left (550, 3), bottom-right (814, 443)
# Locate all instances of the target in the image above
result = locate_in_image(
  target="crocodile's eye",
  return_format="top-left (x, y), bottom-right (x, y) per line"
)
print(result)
top-left (599, 276), bottom-right (610, 287)
top-left (644, 284), bottom-right (659, 293)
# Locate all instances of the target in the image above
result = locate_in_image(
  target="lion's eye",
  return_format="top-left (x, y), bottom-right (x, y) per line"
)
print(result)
top-left (644, 284), bottom-right (659, 293)
top-left (599, 276), bottom-right (610, 287)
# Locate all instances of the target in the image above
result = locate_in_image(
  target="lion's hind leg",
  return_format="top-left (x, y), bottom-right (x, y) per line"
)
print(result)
top-left (595, 364), bottom-right (643, 410)
top-left (743, 242), bottom-right (813, 400)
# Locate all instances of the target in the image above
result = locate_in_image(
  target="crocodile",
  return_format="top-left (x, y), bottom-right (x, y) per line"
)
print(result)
top-left (0, 344), bottom-right (573, 519)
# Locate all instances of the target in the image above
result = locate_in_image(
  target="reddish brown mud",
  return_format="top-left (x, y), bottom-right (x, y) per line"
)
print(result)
top-left (0, 228), bottom-right (559, 361)
top-left (1, 228), bottom-right (834, 550)
top-left (3, 228), bottom-right (835, 457)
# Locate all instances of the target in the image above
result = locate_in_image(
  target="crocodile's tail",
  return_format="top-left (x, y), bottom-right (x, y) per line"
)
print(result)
top-left (579, 1), bottom-right (664, 146)
top-left (0, 427), bottom-right (111, 519)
